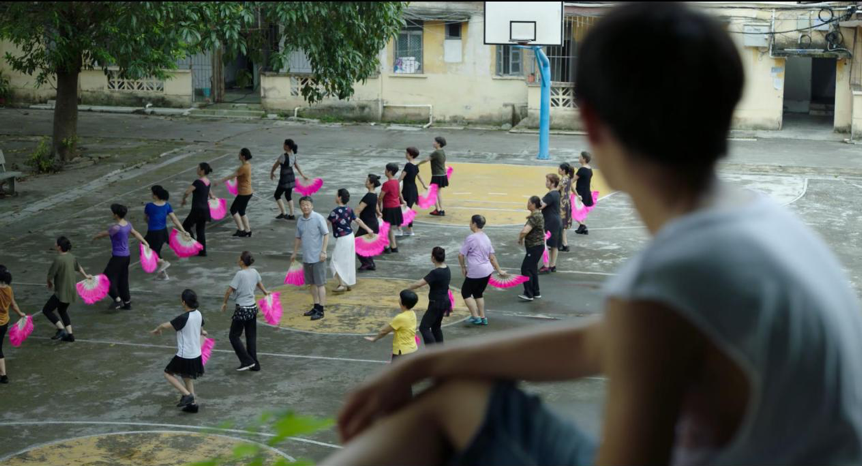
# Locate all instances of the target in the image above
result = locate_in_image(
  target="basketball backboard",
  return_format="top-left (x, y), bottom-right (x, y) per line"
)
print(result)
top-left (484, 1), bottom-right (563, 46)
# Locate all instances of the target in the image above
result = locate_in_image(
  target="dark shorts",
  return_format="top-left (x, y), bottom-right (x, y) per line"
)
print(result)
top-left (431, 175), bottom-right (448, 189)
top-left (274, 185), bottom-right (293, 202)
top-left (230, 194), bottom-right (252, 216)
top-left (452, 381), bottom-right (597, 466)
top-left (303, 261), bottom-right (326, 286)
top-left (382, 206), bottom-right (403, 227)
top-left (144, 228), bottom-right (169, 256)
top-left (461, 274), bottom-right (491, 300)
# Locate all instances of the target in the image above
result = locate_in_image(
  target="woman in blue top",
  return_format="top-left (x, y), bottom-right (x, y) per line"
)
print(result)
top-left (144, 185), bottom-right (188, 279)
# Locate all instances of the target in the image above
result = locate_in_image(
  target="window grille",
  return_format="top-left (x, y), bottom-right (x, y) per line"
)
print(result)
top-left (395, 20), bottom-right (423, 74)
top-left (496, 45), bottom-right (523, 76)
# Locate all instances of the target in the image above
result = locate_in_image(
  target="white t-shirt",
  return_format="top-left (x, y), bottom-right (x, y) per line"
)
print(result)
top-left (230, 268), bottom-right (262, 307)
top-left (604, 191), bottom-right (862, 465)
top-left (171, 310), bottom-right (203, 359)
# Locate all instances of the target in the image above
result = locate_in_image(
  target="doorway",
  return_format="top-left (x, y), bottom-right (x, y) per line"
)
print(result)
top-left (783, 56), bottom-right (836, 133)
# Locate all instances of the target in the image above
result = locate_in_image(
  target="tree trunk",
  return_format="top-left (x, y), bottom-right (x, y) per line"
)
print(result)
top-left (52, 69), bottom-right (79, 162)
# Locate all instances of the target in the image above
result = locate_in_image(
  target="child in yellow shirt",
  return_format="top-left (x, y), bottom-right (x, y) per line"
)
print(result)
top-left (366, 290), bottom-right (418, 362)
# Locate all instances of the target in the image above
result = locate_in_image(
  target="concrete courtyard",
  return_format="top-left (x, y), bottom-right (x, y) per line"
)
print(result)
top-left (0, 108), bottom-right (861, 464)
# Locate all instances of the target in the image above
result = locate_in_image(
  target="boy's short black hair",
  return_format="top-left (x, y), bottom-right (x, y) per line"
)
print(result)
top-left (400, 290), bottom-right (419, 310)
top-left (575, 2), bottom-right (743, 189)
top-left (110, 203), bottom-right (128, 219)
top-left (57, 236), bottom-right (72, 252)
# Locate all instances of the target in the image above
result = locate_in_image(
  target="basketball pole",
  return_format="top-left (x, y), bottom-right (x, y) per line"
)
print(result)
top-left (516, 45), bottom-right (551, 160)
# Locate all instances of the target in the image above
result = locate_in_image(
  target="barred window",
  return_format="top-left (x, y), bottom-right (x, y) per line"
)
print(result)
top-left (496, 45), bottom-right (522, 76)
top-left (395, 20), bottom-right (423, 74)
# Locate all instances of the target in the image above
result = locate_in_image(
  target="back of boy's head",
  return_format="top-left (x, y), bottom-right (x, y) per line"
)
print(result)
top-left (575, 2), bottom-right (743, 189)
top-left (57, 236), bottom-right (72, 252)
top-left (400, 290), bottom-right (419, 310)
top-left (386, 162), bottom-right (399, 176)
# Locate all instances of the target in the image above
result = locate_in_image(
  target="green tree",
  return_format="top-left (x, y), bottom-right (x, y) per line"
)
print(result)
top-left (0, 2), bottom-right (405, 162)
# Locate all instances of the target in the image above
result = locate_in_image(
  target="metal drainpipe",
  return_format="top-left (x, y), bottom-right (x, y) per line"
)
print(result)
top-left (382, 104), bottom-right (434, 128)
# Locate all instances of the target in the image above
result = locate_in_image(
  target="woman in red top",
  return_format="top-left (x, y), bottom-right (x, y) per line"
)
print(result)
top-left (378, 163), bottom-right (406, 254)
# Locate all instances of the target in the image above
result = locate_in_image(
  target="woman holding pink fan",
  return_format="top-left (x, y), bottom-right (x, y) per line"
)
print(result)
top-left (42, 236), bottom-right (91, 342)
top-left (379, 163), bottom-right (406, 254)
top-left (144, 185), bottom-right (190, 279)
top-left (221, 251), bottom-right (270, 372)
top-left (396, 147), bottom-right (426, 237)
top-left (151, 288), bottom-right (206, 413)
top-left (93, 204), bottom-right (149, 311)
top-left (573, 151), bottom-right (595, 235)
top-left (328, 188), bottom-right (373, 292)
top-left (219, 148), bottom-right (254, 238)
top-left (0, 267), bottom-right (27, 384)
top-left (356, 175), bottom-right (382, 272)
top-left (417, 136), bottom-right (448, 217)
top-left (269, 138), bottom-right (309, 221)
top-left (458, 215), bottom-right (507, 326)
top-left (406, 246), bottom-right (450, 345)
top-left (181, 162), bottom-right (216, 257)
top-left (517, 196), bottom-right (545, 302)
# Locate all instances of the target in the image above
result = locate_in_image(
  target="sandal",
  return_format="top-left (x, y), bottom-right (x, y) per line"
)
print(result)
top-left (334, 285), bottom-right (348, 292)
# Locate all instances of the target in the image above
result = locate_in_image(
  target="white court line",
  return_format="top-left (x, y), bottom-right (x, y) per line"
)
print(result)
top-left (487, 192), bottom-right (508, 195)
top-left (0, 430), bottom-right (296, 463)
top-left (0, 421), bottom-right (340, 450)
top-left (29, 336), bottom-right (389, 364)
top-left (784, 177), bottom-right (809, 206)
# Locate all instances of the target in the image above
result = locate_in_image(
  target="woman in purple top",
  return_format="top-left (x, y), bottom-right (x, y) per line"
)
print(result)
top-left (458, 215), bottom-right (506, 326)
top-left (92, 203), bottom-right (148, 310)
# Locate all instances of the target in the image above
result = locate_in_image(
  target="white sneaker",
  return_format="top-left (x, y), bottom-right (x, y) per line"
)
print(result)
top-left (157, 260), bottom-right (171, 274)
top-left (406, 231), bottom-right (415, 236)
top-left (518, 294), bottom-right (534, 301)
top-left (236, 364), bottom-right (256, 372)
top-left (395, 230), bottom-right (405, 237)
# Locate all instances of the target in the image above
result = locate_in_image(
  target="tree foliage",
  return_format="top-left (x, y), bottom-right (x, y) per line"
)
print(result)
top-left (0, 2), bottom-right (406, 103)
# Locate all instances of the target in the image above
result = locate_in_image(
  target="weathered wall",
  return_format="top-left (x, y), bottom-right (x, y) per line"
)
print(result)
top-left (835, 57), bottom-right (852, 132)
top-left (852, 86), bottom-right (862, 139)
top-left (0, 41), bottom-right (57, 103)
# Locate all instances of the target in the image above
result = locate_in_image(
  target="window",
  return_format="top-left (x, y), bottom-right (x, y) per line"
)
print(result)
top-left (496, 45), bottom-right (522, 76)
top-left (395, 20), bottom-right (423, 74)
top-left (446, 22), bottom-right (462, 39)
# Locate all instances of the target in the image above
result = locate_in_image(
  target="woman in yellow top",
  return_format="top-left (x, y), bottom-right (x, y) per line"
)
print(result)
top-left (365, 290), bottom-right (419, 362)
top-left (219, 148), bottom-right (255, 238)
top-left (0, 267), bottom-right (27, 384)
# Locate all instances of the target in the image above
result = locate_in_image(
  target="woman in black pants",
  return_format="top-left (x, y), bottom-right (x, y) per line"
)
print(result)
top-left (518, 196), bottom-right (546, 301)
top-left (92, 204), bottom-right (149, 310)
top-left (407, 247), bottom-right (451, 345)
top-left (539, 174), bottom-right (563, 274)
top-left (181, 163), bottom-right (215, 257)
top-left (221, 251), bottom-right (271, 372)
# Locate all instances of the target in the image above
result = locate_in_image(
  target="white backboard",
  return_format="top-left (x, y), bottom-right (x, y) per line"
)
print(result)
top-left (484, 1), bottom-right (563, 46)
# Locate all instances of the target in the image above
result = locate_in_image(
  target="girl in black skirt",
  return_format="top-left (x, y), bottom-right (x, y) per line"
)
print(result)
top-left (151, 289), bottom-right (206, 412)
top-left (397, 147), bottom-right (427, 237)
top-left (378, 163), bottom-right (406, 254)
top-left (407, 246), bottom-right (451, 345)
top-left (181, 163), bottom-right (216, 257)
top-left (357, 175), bottom-right (382, 271)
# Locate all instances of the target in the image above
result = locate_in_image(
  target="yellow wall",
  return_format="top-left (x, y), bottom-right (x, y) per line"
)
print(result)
top-left (0, 41), bottom-right (56, 102)
top-left (835, 57), bottom-right (852, 132)
top-left (852, 87), bottom-right (862, 139)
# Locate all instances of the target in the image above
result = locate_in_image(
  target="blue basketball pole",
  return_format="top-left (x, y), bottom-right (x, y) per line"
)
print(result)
top-left (533, 46), bottom-right (551, 160)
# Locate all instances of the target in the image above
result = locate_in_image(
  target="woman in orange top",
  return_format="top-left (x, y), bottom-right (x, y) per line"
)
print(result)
top-left (0, 267), bottom-right (27, 384)
top-left (220, 148), bottom-right (255, 238)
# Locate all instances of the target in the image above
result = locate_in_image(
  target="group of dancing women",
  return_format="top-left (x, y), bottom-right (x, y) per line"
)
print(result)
top-left (0, 135), bottom-right (594, 415)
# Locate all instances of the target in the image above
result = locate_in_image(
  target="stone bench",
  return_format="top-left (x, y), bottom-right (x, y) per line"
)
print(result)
top-left (0, 149), bottom-right (22, 196)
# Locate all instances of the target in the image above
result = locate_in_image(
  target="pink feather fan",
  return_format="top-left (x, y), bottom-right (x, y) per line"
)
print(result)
top-left (446, 166), bottom-right (454, 180)
top-left (259, 292), bottom-right (283, 325)
top-left (209, 198), bottom-right (227, 220)
top-left (8, 315), bottom-right (34, 347)
top-left (284, 261), bottom-right (305, 286)
top-left (169, 229), bottom-right (204, 258)
top-left (76, 274), bottom-right (111, 305)
top-left (400, 206), bottom-right (417, 227)
top-left (355, 221), bottom-right (391, 257)
top-left (417, 184), bottom-right (439, 209)
top-left (140, 243), bottom-right (159, 273)
top-left (294, 178), bottom-right (324, 196)
top-left (542, 231), bottom-right (551, 266)
top-left (489, 274), bottom-right (530, 289)
top-left (572, 191), bottom-right (600, 223)
top-left (444, 289), bottom-right (455, 317)
top-left (225, 178), bottom-right (238, 196)
top-left (201, 337), bottom-right (216, 366)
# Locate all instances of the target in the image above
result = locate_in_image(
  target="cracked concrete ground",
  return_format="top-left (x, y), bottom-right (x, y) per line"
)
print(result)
top-left (0, 108), bottom-right (860, 464)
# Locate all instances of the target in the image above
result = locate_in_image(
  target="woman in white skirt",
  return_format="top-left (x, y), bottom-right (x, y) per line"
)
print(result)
top-left (328, 189), bottom-right (374, 292)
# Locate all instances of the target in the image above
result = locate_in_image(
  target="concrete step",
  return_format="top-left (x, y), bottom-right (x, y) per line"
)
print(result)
top-left (205, 103), bottom-right (264, 111)
top-left (188, 109), bottom-right (265, 119)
